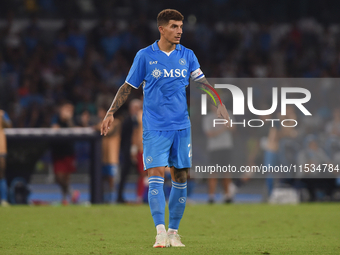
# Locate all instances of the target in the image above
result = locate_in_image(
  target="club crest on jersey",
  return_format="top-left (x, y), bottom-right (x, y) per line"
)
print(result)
top-left (179, 58), bottom-right (186, 65)
top-left (151, 68), bottom-right (162, 79)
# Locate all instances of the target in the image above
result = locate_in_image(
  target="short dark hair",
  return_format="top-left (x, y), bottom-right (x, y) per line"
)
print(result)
top-left (157, 9), bottom-right (184, 27)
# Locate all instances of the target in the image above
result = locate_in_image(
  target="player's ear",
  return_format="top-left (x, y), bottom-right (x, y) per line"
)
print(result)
top-left (158, 25), bottom-right (164, 35)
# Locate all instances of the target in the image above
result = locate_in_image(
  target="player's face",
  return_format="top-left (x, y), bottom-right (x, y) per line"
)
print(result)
top-left (161, 20), bottom-right (183, 44)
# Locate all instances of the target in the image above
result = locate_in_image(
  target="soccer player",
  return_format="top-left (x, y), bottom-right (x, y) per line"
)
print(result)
top-left (97, 106), bottom-right (122, 203)
top-left (101, 9), bottom-right (230, 248)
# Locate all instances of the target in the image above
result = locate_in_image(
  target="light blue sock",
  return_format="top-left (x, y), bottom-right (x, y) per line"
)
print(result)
top-left (148, 177), bottom-right (165, 227)
top-left (0, 179), bottom-right (8, 201)
top-left (168, 181), bottom-right (187, 230)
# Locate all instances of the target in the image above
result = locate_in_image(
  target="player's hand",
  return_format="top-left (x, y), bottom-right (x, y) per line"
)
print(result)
top-left (217, 104), bottom-right (231, 127)
top-left (101, 114), bottom-right (114, 136)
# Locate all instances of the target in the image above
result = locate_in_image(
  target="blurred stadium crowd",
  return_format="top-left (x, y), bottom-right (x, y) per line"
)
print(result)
top-left (2, 4), bottom-right (340, 126)
top-left (1, 0), bottom-right (340, 120)
top-left (1, 0), bottom-right (340, 202)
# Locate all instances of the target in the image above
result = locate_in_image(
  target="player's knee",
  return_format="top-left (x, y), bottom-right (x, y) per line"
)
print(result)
top-left (147, 167), bottom-right (165, 178)
top-left (175, 175), bottom-right (187, 183)
top-left (174, 169), bottom-right (188, 183)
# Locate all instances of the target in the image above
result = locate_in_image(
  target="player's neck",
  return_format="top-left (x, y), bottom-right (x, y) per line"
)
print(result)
top-left (157, 38), bottom-right (176, 53)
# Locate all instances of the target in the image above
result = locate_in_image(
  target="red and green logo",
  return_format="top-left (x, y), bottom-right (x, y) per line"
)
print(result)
top-left (198, 82), bottom-right (222, 106)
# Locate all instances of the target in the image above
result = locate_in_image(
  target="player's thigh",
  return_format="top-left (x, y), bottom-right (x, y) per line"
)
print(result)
top-left (169, 128), bottom-right (191, 169)
top-left (143, 130), bottom-right (174, 170)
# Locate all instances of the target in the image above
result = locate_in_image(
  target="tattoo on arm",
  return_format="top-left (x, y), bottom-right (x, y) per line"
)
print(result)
top-left (105, 83), bottom-right (132, 118)
top-left (195, 77), bottom-right (221, 107)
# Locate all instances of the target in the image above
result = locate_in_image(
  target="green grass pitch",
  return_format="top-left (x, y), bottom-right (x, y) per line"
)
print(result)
top-left (1, 204), bottom-right (340, 254)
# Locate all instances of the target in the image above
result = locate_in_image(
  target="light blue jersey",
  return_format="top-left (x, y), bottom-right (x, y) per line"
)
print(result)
top-left (126, 40), bottom-right (204, 131)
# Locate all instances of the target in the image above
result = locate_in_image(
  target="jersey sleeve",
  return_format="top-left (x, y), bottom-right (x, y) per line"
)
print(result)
top-left (189, 51), bottom-right (205, 81)
top-left (125, 50), bottom-right (146, 89)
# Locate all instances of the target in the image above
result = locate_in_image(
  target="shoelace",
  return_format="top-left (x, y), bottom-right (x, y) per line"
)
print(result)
top-left (169, 233), bottom-right (182, 240)
top-left (156, 233), bottom-right (167, 240)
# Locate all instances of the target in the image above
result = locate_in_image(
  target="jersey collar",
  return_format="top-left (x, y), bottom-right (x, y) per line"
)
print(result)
top-left (152, 40), bottom-right (182, 51)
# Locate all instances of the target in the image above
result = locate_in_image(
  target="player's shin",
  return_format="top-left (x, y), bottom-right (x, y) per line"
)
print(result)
top-left (148, 177), bottom-right (166, 233)
top-left (168, 181), bottom-right (187, 232)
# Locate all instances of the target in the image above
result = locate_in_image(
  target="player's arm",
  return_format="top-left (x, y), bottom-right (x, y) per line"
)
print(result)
top-left (189, 52), bottom-right (230, 122)
top-left (101, 82), bottom-right (132, 136)
top-left (195, 77), bottom-right (230, 122)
